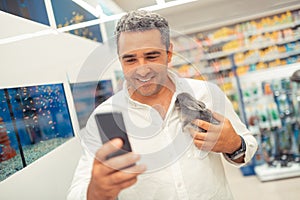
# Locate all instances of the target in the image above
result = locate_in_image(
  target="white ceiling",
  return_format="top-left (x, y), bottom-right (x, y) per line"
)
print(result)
top-left (2, 0), bottom-right (300, 44)
top-left (99, 0), bottom-right (300, 34)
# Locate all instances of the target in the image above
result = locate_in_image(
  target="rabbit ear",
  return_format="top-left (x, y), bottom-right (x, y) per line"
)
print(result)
top-left (195, 99), bottom-right (206, 109)
top-left (184, 103), bottom-right (200, 111)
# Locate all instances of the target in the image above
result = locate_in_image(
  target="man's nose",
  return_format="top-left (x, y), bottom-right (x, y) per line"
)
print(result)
top-left (137, 57), bottom-right (149, 66)
top-left (136, 62), bottom-right (151, 77)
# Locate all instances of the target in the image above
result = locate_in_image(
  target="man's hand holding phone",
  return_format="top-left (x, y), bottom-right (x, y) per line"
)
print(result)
top-left (87, 138), bottom-right (146, 200)
top-left (87, 112), bottom-right (146, 200)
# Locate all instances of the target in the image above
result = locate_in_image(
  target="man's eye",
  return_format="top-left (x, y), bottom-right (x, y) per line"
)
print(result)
top-left (146, 55), bottom-right (159, 60)
top-left (124, 58), bottom-right (137, 64)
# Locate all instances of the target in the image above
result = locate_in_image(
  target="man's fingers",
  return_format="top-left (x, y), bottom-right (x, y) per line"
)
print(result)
top-left (194, 140), bottom-right (215, 151)
top-left (211, 111), bottom-right (225, 122)
top-left (191, 129), bottom-right (210, 150)
top-left (191, 112), bottom-right (225, 132)
top-left (94, 138), bottom-right (143, 174)
top-left (192, 119), bottom-right (210, 131)
top-left (95, 138), bottom-right (123, 162)
top-left (109, 164), bottom-right (146, 185)
top-left (105, 152), bottom-right (141, 171)
top-left (122, 162), bottom-right (147, 174)
top-left (193, 138), bottom-right (205, 150)
top-left (119, 177), bottom-right (138, 190)
top-left (189, 128), bottom-right (206, 140)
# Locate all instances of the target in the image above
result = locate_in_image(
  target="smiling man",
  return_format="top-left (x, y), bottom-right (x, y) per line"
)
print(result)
top-left (68, 10), bottom-right (258, 200)
top-left (118, 29), bottom-right (175, 118)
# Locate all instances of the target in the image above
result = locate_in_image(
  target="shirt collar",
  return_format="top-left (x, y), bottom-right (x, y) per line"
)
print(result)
top-left (122, 69), bottom-right (184, 107)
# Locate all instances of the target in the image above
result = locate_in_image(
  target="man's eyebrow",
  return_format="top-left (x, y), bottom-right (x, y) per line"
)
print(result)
top-left (121, 54), bottom-right (136, 59)
top-left (144, 51), bottom-right (161, 56)
top-left (121, 51), bottom-right (161, 59)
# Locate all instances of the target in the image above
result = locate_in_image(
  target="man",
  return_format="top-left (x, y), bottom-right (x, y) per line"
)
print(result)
top-left (68, 10), bottom-right (257, 200)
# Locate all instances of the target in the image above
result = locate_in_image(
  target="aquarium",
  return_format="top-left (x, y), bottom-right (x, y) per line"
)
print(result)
top-left (70, 80), bottom-right (114, 129)
top-left (0, 0), bottom-right (49, 25)
top-left (0, 83), bottom-right (74, 181)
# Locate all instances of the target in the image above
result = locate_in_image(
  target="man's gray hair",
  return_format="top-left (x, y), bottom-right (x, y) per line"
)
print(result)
top-left (114, 10), bottom-right (170, 51)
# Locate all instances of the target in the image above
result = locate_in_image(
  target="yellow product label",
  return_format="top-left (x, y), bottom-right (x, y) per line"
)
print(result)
top-left (266, 17), bottom-right (272, 26)
top-left (256, 62), bottom-right (267, 70)
top-left (281, 59), bottom-right (287, 65)
top-left (273, 16), bottom-right (280, 25)
top-left (268, 60), bottom-right (277, 68)
top-left (271, 31), bottom-right (278, 41)
top-left (286, 11), bottom-right (292, 22)
top-left (250, 20), bottom-right (257, 29)
top-left (278, 46), bottom-right (286, 53)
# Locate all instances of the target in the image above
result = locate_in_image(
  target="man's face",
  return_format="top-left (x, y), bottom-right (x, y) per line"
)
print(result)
top-left (118, 29), bottom-right (173, 97)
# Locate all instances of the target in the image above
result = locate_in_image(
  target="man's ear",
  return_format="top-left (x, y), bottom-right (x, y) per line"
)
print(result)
top-left (167, 43), bottom-right (173, 63)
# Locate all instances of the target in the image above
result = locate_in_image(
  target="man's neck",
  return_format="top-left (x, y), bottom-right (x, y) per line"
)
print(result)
top-left (129, 78), bottom-right (175, 118)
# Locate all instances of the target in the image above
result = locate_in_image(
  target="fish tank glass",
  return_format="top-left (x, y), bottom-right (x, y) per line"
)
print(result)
top-left (70, 80), bottom-right (114, 129)
top-left (0, 83), bottom-right (74, 181)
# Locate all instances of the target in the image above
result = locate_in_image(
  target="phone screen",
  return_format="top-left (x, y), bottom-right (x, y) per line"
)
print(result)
top-left (95, 112), bottom-right (132, 160)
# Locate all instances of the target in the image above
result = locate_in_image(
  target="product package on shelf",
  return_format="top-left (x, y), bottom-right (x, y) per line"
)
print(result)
top-left (240, 66), bottom-right (300, 181)
top-left (172, 10), bottom-right (300, 74)
top-left (170, 9), bottom-right (300, 116)
top-left (170, 10), bottom-right (300, 178)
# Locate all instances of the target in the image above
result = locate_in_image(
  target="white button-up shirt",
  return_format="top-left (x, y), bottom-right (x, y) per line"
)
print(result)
top-left (68, 72), bottom-right (258, 200)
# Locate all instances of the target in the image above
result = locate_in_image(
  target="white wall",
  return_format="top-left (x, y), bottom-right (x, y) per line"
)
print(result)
top-left (0, 137), bottom-right (82, 200)
top-left (0, 11), bottom-right (115, 199)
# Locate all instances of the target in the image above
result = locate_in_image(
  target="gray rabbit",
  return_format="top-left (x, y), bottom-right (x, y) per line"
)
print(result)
top-left (175, 92), bottom-right (219, 132)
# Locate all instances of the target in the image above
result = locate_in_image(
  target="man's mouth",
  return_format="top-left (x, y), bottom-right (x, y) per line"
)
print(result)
top-left (138, 77), bottom-right (152, 82)
top-left (136, 76), bottom-right (154, 83)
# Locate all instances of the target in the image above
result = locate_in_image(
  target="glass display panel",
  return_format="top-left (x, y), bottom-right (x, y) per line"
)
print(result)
top-left (70, 80), bottom-right (114, 129)
top-left (0, 83), bottom-right (74, 181)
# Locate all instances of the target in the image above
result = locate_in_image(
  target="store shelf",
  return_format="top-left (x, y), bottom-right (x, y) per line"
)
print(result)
top-left (201, 22), bottom-right (299, 47)
top-left (175, 55), bottom-right (300, 76)
top-left (238, 63), bottom-right (300, 83)
top-left (172, 10), bottom-right (300, 82)
top-left (255, 163), bottom-right (300, 182)
top-left (201, 65), bottom-right (232, 74)
top-left (203, 19), bottom-right (300, 45)
top-left (237, 49), bottom-right (300, 67)
top-left (170, 9), bottom-right (300, 182)
top-left (202, 35), bottom-right (238, 47)
top-left (202, 36), bottom-right (300, 61)
top-left (244, 22), bottom-right (297, 38)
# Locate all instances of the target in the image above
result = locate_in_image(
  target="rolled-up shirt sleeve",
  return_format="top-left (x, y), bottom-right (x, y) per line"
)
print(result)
top-left (221, 88), bottom-right (258, 167)
top-left (223, 134), bottom-right (258, 167)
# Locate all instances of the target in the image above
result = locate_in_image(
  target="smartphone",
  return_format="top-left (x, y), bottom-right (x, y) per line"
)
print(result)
top-left (95, 112), bottom-right (132, 160)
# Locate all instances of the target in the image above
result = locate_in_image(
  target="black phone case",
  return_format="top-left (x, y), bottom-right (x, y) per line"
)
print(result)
top-left (95, 112), bottom-right (132, 160)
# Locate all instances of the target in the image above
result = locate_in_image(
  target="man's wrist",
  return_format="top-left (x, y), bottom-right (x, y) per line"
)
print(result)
top-left (226, 135), bottom-right (246, 160)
